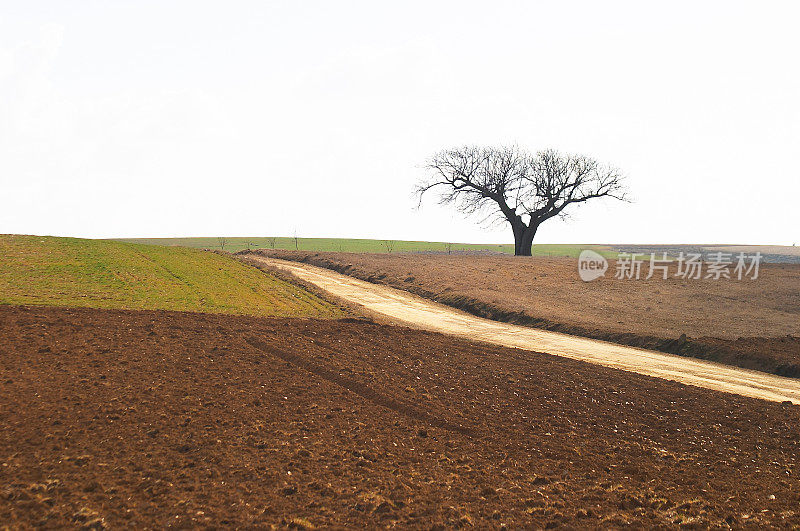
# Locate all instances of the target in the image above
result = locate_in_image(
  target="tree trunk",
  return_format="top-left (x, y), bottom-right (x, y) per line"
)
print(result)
top-left (516, 225), bottom-right (538, 256)
top-left (511, 220), bottom-right (526, 256)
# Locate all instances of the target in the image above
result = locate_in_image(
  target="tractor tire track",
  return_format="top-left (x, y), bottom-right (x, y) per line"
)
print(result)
top-left (245, 337), bottom-right (475, 435)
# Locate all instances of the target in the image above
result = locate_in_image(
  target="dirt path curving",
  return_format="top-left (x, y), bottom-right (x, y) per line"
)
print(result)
top-left (250, 256), bottom-right (800, 404)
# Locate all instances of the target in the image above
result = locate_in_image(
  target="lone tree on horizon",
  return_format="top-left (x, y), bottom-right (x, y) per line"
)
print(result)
top-left (416, 146), bottom-right (628, 256)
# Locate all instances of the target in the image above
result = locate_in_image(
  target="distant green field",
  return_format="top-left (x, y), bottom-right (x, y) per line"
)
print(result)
top-left (0, 235), bottom-right (343, 318)
top-left (116, 237), bottom-right (616, 258)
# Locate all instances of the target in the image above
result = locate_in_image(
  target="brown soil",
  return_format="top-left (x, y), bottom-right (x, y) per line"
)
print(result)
top-left (253, 251), bottom-right (800, 377)
top-left (2, 304), bottom-right (800, 528)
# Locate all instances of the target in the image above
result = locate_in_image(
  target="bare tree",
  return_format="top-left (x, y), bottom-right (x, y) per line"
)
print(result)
top-left (267, 237), bottom-right (277, 249)
top-left (445, 242), bottom-right (453, 255)
top-left (217, 237), bottom-right (228, 250)
top-left (417, 146), bottom-right (628, 256)
top-left (292, 230), bottom-right (299, 250)
top-left (383, 240), bottom-right (395, 253)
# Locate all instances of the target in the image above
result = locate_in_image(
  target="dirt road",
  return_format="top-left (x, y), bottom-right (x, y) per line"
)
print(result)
top-left (250, 256), bottom-right (800, 404)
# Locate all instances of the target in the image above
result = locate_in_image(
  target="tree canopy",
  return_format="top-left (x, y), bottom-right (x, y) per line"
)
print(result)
top-left (417, 146), bottom-right (628, 256)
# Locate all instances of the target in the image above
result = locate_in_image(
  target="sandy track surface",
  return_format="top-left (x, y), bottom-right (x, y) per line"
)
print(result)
top-left (252, 256), bottom-right (800, 404)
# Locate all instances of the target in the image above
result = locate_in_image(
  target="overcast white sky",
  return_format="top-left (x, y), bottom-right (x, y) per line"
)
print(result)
top-left (2, 1), bottom-right (798, 245)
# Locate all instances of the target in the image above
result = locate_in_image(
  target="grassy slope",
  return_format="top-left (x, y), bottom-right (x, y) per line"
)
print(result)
top-left (0, 235), bottom-right (343, 318)
top-left (116, 236), bottom-right (616, 258)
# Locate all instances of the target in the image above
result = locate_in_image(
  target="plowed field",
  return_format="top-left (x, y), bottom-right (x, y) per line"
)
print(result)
top-left (2, 305), bottom-right (799, 528)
